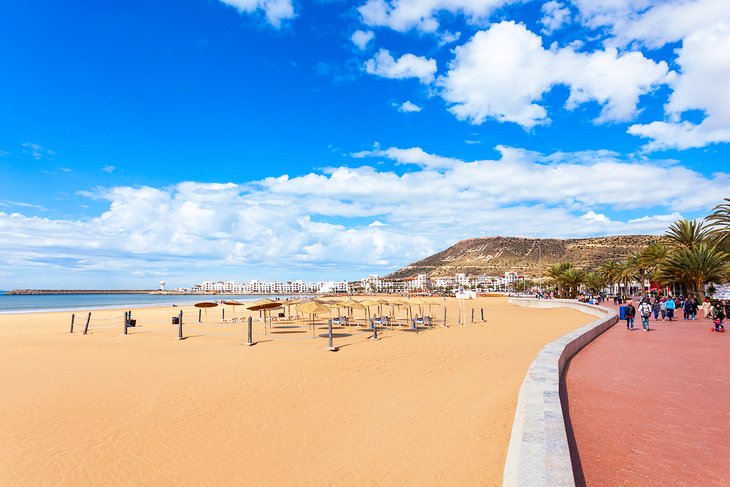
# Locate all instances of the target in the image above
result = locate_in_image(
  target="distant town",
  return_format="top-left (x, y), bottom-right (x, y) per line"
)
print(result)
top-left (167, 272), bottom-right (529, 295)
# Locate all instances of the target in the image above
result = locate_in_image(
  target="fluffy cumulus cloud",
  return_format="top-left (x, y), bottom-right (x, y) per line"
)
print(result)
top-left (218, 0), bottom-right (295, 27)
top-left (2, 147), bottom-right (727, 285)
top-left (568, 0), bottom-right (730, 150)
top-left (364, 49), bottom-right (437, 83)
top-left (351, 30), bottom-right (375, 50)
top-left (358, 0), bottom-right (515, 32)
top-left (541, 1), bottom-right (571, 34)
top-left (394, 100), bottom-right (422, 112)
top-left (439, 21), bottom-right (670, 127)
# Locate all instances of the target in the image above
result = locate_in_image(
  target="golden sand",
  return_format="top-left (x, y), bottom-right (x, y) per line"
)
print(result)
top-left (0, 297), bottom-right (592, 486)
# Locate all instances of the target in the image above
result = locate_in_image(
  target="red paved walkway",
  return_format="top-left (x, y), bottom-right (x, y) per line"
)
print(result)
top-left (565, 301), bottom-right (729, 486)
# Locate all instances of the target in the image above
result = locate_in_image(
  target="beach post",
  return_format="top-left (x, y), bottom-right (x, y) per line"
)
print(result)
top-left (443, 308), bottom-right (447, 327)
top-left (222, 308), bottom-right (225, 321)
top-left (412, 318), bottom-right (418, 334)
top-left (481, 308), bottom-right (484, 322)
top-left (246, 316), bottom-right (254, 346)
top-left (83, 312), bottom-right (91, 335)
top-left (123, 311), bottom-right (128, 335)
top-left (471, 308), bottom-right (474, 323)
top-left (70, 313), bottom-right (75, 333)
top-left (326, 318), bottom-right (337, 351)
top-left (198, 308), bottom-right (202, 323)
top-left (177, 310), bottom-right (184, 340)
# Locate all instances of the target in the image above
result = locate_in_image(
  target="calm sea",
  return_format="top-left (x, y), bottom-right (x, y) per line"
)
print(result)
top-left (0, 293), bottom-right (308, 314)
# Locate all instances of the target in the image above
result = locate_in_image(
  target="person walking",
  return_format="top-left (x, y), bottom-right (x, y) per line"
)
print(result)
top-left (660, 297), bottom-right (667, 320)
top-left (701, 297), bottom-right (712, 319)
top-left (652, 298), bottom-right (661, 320)
top-left (666, 296), bottom-right (676, 321)
top-left (639, 299), bottom-right (652, 331)
top-left (690, 296), bottom-right (698, 320)
top-left (625, 301), bottom-right (636, 330)
top-left (683, 298), bottom-right (693, 320)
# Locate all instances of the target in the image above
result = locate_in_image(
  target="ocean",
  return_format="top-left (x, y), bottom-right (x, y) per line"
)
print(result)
top-left (0, 293), bottom-right (308, 314)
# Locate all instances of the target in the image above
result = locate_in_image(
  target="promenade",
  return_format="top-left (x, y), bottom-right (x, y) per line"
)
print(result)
top-left (565, 302), bottom-right (729, 486)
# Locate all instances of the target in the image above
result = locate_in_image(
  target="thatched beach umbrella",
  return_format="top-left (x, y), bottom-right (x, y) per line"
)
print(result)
top-left (297, 300), bottom-right (331, 337)
top-left (194, 301), bottom-right (218, 322)
top-left (222, 300), bottom-right (243, 318)
top-left (359, 299), bottom-right (380, 320)
top-left (247, 301), bottom-right (285, 333)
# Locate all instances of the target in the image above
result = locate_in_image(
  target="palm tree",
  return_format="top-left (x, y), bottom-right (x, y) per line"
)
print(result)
top-left (617, 258), bottom-right (639, 296)
top-left (546, 262), bottom-right (573, 297)
top-left (706, 197), bottom-right (730, 249)
top-left (637, 242), bottom-right (668, 293)
top-left (665, 219), bottom-right (710, 250)
top-left (584, 271), bottom-right (607, 294)
top-left (561, 267), bottom-right (587, 298)
top-left (599, 260), bottom-right (622, 295)
top-left (657, 243), bottom-right (730, 300)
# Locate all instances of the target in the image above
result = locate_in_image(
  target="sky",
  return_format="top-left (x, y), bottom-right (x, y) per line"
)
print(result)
top-left (0, 0), bottom-right (729, 289)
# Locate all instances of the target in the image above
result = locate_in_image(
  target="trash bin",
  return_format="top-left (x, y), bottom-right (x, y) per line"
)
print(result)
top-left (619, 305), bottom-right (626, 320)
top-left (172, 316), bottom-right (180, 325)
top-left (128, 319), bottom-right (136, 327)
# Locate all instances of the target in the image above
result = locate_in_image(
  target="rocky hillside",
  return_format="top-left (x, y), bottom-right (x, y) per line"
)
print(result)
top-left (387, 235), bottom-right (665, 279)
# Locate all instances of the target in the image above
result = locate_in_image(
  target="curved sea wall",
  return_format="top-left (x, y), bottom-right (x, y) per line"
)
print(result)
top-left (502, 298), bottom-right (618, 486)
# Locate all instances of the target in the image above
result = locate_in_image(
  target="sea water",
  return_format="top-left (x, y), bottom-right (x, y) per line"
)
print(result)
top-left (0, 293), bottom-right (307, 314)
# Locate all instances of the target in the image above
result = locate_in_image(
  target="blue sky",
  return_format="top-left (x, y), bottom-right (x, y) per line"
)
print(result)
top-left (0, 0), bottom-right (728, 289)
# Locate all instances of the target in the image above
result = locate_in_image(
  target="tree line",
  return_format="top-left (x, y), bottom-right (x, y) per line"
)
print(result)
top-left (545, 198), bottom-right (730, 300)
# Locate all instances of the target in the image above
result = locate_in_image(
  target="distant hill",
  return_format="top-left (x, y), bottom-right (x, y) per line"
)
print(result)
top-left (387, 235), bottom-right (665, 279)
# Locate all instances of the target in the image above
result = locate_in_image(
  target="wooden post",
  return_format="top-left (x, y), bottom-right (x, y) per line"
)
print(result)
top-left (481, 308), bottom-right (484, 321)
top-left (326, 319), bottom-right (337, 351)
top-left (222, 308), bottom-right (225, 321)
top-left (198, 309), bottom-right (202, 323)
top-left (443, 307), bottom-right (447, 327)
top-left (69, 313), bottom-right (75, 333)
top-left (246, 316), bottom-right (254, 346)
top-left (177, 310), bottom-right (184, 340)
top-left (412, 318), bottom-right (418, 334)
top-left (123, 311), bottom-right (128, 335)
top-left (471, 308), bottom-right (474, 323)
top-left (83, 312), bottom-right (91, 335)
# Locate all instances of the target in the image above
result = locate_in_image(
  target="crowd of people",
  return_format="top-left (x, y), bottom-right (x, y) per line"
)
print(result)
top-left (620, 294), bottom-right (728, 332)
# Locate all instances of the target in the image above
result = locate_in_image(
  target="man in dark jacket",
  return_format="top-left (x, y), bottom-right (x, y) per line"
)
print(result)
top-left (625, 301), bottom-right (636, 330)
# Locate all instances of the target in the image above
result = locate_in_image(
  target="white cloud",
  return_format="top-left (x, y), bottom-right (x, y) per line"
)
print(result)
top-left (358, 0), bottom-right (516, 32)
top-left (394, 100), bottom-right (422, 112)
top-left (218, 0), bottom-right (295, 28)
top-left (364, 49), bottom-right (437, 83)
top-left (2, 147), bottom-right (727, 286)
top-left (351, 30), bottom-right (375, 50)
top-left (22, 142), bottom-right (55, 160)
top-left (102, 165), bottom-right (116, 173)
top-left (627, 19), bottom-right (730, 150)
top-left (541, 1), bottom-right (571, 34)
top-left (569, 0), bottom-right (730, 150)
top-left (438, 21), bottom-right (669, 128)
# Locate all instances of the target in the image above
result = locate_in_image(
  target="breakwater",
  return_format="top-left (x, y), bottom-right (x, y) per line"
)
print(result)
top-left (8, 289), bottom-right (156, 295)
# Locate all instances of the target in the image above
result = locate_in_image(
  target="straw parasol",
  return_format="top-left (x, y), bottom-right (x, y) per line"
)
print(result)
top-left (297, 300), bottom-right (331, 337)
top-left (222, 300), bottom-right (243, 317)
top-left (194, 301), bottom-right (218, 322)
top-left (359, 298), bottom-right (380, 320)
top-left (247, 301), bottom-right (285, 332)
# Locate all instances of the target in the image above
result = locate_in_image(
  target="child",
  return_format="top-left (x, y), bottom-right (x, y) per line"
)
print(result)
top-left (712, 304), bottom-right (725, 332)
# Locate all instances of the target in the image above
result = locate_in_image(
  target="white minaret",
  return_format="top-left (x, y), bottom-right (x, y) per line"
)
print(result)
top-left (160, 280), bottom-right (166, 291)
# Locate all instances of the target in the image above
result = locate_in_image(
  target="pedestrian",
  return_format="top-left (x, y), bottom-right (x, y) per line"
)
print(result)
top-left (690, 296), bottom-right (698, 320)
top-left (683, 298), bottom-right (693, 320)
top-left (701, 297), bottom-right (712, 319)
top-left (639, 299), bottom-right (652, 331)
top-left (625, 301), bottom-right (636, 330)
top-left (660, 297), bottom-right (667, 320)
top-left (652, 298), bottom-right (661, 320)
top-left (711, 303), bottom-right (725, 332)
top-left (665, 296), bottom-right (676, 321)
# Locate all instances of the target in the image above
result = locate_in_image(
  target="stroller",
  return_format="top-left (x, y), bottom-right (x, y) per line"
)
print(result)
top-left (712, 307), bottom-right (725, 332)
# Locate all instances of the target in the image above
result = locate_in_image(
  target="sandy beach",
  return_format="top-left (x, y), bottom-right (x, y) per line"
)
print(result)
top-left (0, 296), bottom-right (593, 486)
